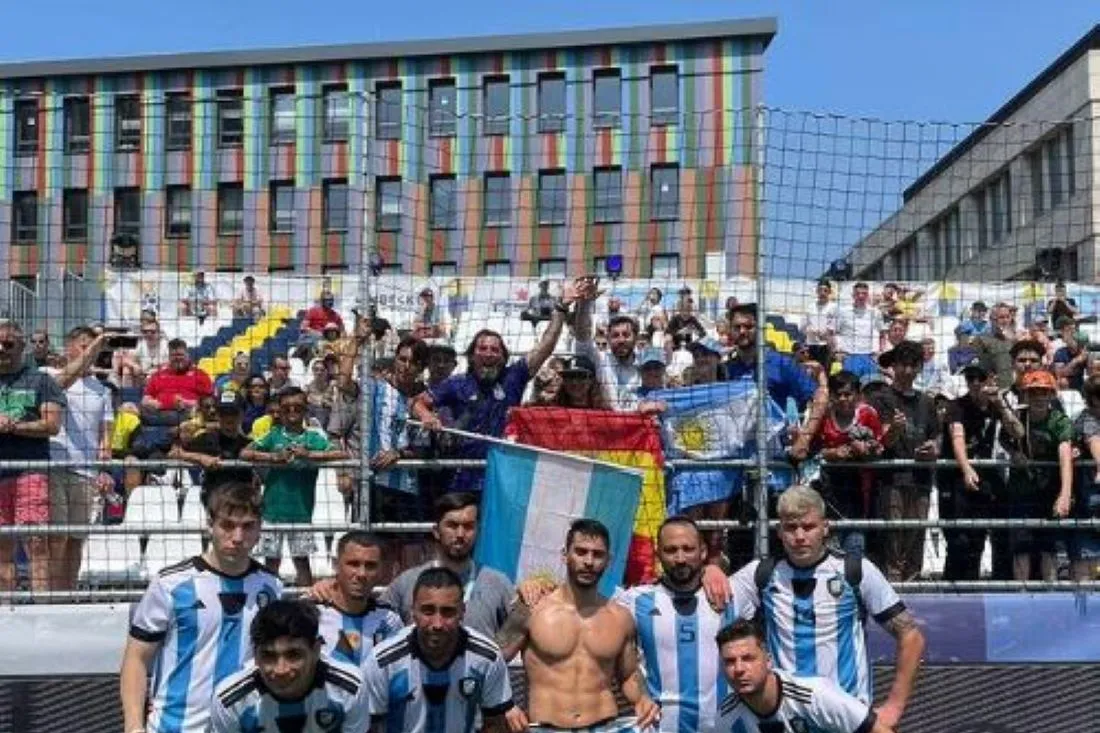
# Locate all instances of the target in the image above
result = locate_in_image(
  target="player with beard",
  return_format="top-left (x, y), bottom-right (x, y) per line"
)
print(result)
top-left (412, 280), bottom-right (581, 491)
top-left (496, 519), bottom-right (660, 732)
top-left (573, 277), bottom-right (646, 411)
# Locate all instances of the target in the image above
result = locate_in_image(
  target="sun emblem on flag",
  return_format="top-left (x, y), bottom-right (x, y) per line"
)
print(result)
top-left (676, 417), bottom-right (708, 453)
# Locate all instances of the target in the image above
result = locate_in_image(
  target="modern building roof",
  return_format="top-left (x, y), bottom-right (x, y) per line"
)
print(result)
top-left (0, 17), bottom-right (777, 81)
top-left (903, 23), bottom-right (1100, 202)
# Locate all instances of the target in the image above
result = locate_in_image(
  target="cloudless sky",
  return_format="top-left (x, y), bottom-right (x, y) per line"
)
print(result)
top-left (2, 0), bottom-right (1096, 276)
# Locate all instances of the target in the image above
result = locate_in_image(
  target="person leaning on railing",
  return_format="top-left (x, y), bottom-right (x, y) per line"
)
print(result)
top-left (1071, 377), bottom-right (1100, 581)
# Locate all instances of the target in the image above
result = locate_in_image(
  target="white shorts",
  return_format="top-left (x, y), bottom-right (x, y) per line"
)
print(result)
top-left (529, 716), bottom-right (640, 733)
top-left (257, 530), bottom-right (316, 559)
top-left (48, 471), bottom-right (97, 527)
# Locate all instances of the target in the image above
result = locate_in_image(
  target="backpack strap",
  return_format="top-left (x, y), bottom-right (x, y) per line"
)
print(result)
top-left (844, 553), bottom-right (866, 621)
top-left (754, 556), bottom-right (778, 596)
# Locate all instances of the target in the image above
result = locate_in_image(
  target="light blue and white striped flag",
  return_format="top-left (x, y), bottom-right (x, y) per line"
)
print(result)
top-left (475, 442), bottom-right (643, 597)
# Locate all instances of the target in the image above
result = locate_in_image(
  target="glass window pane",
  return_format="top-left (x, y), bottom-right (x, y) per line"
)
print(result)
top-left (430, 177), bottom-right (455, 229)
top-left (594, 168), bottom-right (622, 223)
top-left (538, 171), bottom-right (566, 225)
top-left (651, 67), bottom-right (679, 125)
top-left (651, 166), bottom-right (679, 221)
top-left (538, 74), bottom-right (566, 133)
top-left (484, 77), bottom-right (510, 135)
top-left (271, 93), bottom-right (296, 143)
top-left (376, 84), bottom-right (402, 139)
top-left (484, 175), bottom-right (510, 227)
top-left (324, 87), bottom-right (350, 141)
top-left (325, 181), bottom-right (348, 232)
top-left (430, 80), bottom-right (456, 137)
top-left (593, 71), bottom-right (620, 128)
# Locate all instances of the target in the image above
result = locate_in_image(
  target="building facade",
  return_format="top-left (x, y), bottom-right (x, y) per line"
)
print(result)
top-left (0, 19), bottom-right (774, 280)
top-left (850, 25), bottom-right (1099, 284)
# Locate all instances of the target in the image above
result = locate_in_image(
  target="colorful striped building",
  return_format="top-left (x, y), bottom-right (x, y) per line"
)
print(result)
top-left (0, 18), bottom-right (775, 279)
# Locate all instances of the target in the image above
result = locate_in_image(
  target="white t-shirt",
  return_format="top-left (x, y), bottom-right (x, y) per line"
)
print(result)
top-left (800, 302), bottom-right (838, 346)
top-left (136, 338), bottom-right (171, 374)
top-left (45, 370), bottom-right (114, 477)
top-left (836, 307), bottom-right (885, 355)
top-left (716, 670), bottom-right (877, 733)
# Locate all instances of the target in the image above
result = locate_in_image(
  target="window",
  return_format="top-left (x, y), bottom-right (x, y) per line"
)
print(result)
top-left (538, 169), bottom-right (567, 225)
top-left (430, 261), bottom-right (457, 277)
top-left (375, 82), bottom-right (402, 140)
top-left (14, 100), bottom-right (38, 155)
top-left (484, 260), bottom-right (512, 277)
top-left (165, 186), bottom-right (191, 237)
top-left (63, 189), bottom-right (88, 240)
top-left (12, 192), bottom-right (37, 243)
top-left (270, 182), bottom-right (295, 233)
top-left (429, 175), bottom-right (456, 230)
top-left (990, 170), bottom-right (1011, 244)
top-left (217, 90), bottom-right (244, 147)
top-left (650, 164), bottom-right (679, 221)
top-left (379, 263), bottom-right (404, 274)
top-left (64, 97), bottom-right (90, 154)
top-left (1047, 125), bottom-right (1074, 208)
top-left (217, 184), bottom-right (244, 235)
top-left (114, 187), bottom-right (141, 237)
top-left (974, 191), bottom-right (988, 251)
top-left (650, 66), bottom-right (679, 126)
top-left (116, 95), bottom-right (141, 151)
top-left (483, 173), bottom-right (510, 227)
top-left (269, 88), bottom-right (296, 144)
top-left (483, 76), bottom-right (510, 136)
top-left (429, 79), bottom-right (457, 137)
top-left (593, 167), bottom-right (622, 223)
top-left (323, 84), bottom-right (350, 141)
top-left (539, 258), bottom-right (566, 279)
top-left (651, 253), bottom-right (680, 278)
top-left (593, 69), bottom-right (621, 128)
top-left (323, 179), bottom-right (348, 232)
top-left (538, 73), bottom-right (566, 133)
top-left (375, 177), bottom-right (402, 232)
top-left (166, 93), bottom-right (192, 150)
top-left (942, 206), bottom-right (961, 272)
top-left (1028, 150), bottom-right (1044, 217)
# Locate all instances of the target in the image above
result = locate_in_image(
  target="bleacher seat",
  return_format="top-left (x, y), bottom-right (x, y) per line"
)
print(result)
top-left (79, 530), bottom-right (143, 586)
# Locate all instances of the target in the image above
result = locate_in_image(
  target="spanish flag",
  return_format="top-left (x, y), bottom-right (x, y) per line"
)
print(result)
top-left (503, 407), bottom-right (666, 585)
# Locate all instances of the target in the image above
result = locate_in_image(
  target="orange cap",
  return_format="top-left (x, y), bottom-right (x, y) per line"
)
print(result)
top-left (1020, 369), bottom-right (1058, 392)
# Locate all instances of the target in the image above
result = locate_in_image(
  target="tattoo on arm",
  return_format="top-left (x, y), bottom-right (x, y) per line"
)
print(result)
top-left (495, 600), bottom-right (531, 655)
top-left (882, 610), bottom-right (918, 638)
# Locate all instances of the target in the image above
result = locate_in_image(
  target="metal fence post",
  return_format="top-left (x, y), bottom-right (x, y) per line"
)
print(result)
top-left (753, 104), bottom-right (771, 560)
top-left (358, 88), bottom-right (377, 530)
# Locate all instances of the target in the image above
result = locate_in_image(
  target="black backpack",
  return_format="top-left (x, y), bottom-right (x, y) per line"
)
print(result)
top-left (753, 552), bottom-right (866, 622)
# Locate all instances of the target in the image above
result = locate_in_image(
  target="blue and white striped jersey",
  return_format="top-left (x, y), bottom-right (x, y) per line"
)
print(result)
top-left (363, 625), bottom-right (514, 733)
top-left (731, 552), bottom-right (904, 704)
top-left (367, 378), bottom-right (417, 494)
top-left (318, 600), bottom-right (404, 673)
top-left (210, 657), bottom-right (369, 733)
top-left (128, 556), bottom-right (283, 733)
top-left (716, 670), bottom-right (877, 733)
top-left (616, 581), bottom-right (743, 733)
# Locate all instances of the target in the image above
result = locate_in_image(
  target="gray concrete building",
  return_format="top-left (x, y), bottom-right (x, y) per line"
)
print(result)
top-left (850, 24), bottom-right (1100, 284)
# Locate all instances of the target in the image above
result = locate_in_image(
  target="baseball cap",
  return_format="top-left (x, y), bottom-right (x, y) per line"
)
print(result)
top-left (217, 390), bottom-right (243, 412)
top-left (971, 300), bottom-right (988, 312)
top-left (638, 347), bottom-right (667, 368)
top-left (561, 355), bottom-right (597, 377)
top-left (878, 340), bottom-right (923, 368)
top-left (1020, 370), bottom-right (1058, 392)
top-left (960, 355), bottom-right (993, 380)
top-left (243, 275), bottom-right (255, 284)
top-left (688, 337), bottom-right (729, 357)
top-left (1054, 316), bottom-right (1076, 330)
top-left (860, 373), bottom-right (889, 390)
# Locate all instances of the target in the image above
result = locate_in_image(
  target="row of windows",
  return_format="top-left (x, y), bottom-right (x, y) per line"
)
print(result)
top-left (11, 66), bottom-right (682, 154)
top-left (10, 180), bottom-right (349, 243)
top-left (1027, 124), bottom-right (1076, 218)
top-left (406, 252), bottom-right (682, 278)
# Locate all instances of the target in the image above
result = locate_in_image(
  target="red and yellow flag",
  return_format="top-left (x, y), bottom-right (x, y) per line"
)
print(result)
top-left (504, 407), bottom-right (665, 585)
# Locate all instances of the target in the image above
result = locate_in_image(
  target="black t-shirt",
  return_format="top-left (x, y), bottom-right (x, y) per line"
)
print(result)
top-left (944, 394), bottom-right (1001, 460)
top-left (0, 366), bottom-right (67, 475)
top-left (868, 385), bottom-right (939, 485)
top-left (184, 429), bottom-right (254, 490)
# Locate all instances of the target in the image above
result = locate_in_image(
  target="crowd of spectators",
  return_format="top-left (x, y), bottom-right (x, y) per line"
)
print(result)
top-left (2, 273), bottom-right (1098, 596)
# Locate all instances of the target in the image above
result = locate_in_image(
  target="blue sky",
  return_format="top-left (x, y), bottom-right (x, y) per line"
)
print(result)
top-left (2, 1), bottom-right (1097, 277)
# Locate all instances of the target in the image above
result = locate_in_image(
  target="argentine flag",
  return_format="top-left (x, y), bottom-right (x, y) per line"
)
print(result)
top-left (475, 442), bottom-right (643, 597)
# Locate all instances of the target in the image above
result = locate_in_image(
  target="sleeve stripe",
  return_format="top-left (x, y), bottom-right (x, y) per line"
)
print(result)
top-left (854, 711), bottom-right (877, 733)
top-left (872, 601), bottom-right (907, 624)
top-left (128, 625), bottom-right (166, 643)
top-left (482, 700), bottom-right (515, 717)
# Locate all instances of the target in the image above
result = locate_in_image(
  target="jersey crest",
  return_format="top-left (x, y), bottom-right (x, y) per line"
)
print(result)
top-left (458, 676), bottom-right (482, 700)
top-left (826, 573), bottom-right (845, 598)
top-left (790, 717), bottom-right (810, 733)
top-left (336, 630), bottom-right (361, 657)
top-left (314, 705), bottom-right (344, 731)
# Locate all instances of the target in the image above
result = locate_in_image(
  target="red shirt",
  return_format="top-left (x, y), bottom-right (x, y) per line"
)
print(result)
top-left (144, 367), bottom-right (214, 410)
top-left (304, 306), bottom-right (343, 333)
top-left (818, 403), bottom-right (883, 449)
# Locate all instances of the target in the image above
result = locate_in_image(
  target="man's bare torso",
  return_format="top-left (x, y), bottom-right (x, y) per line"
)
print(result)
top-left (524, 588), bottom-right (635, 727)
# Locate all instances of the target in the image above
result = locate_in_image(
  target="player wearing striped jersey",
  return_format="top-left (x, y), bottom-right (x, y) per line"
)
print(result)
top-left (317, 531), bottom-right (403, 672)
top-left (715, 619), bottom-right (892, 733)
top-left (120, 482), bottom-right (284, 733)
top-left (714, 486), bottom-right (923, 730)
top-left (363, 567), bottom-right (525, 733)
top-left (211, 600), bottom-right (369, 733)
top-left (617, 517), bottom-right (742, 733)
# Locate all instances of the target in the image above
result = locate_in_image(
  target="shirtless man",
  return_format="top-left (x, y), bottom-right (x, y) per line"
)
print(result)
top-left (497, 519), bottom-right (661, 732)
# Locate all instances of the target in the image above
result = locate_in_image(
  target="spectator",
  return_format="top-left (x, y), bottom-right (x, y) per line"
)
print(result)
top-left (412, 287), bottom-right (448, 341)
top-left (882, 317), bottom-right (909, 355)
top-left (957, 301), bottom-right (991, 337)
top-left (426, 344), bottom-right (458, 388)
top-left (1026, 315), bottom-right (1057, 365)
top-left (520, 280), bottom-right (556, 331)
top-left (131, 316), bottom-right (171, 384)
top-left (947, 326), bottom-right (978, 374)
top-left (870, 340), bottom-right (940, 582)
top-left (27, 329), bottom-right (55, 369)
top-left (241, 386), bottom-right (347, 586)
top-left (0, 320), bottom-right (66, 594)
top-left (305, 355), bottom-right (336, 428)
top-left (687, 337), bottom-right (728, 385)
top-left (999, 369), bottom-right (1073, 582)
top-left (555, 355), bottom-right (610, 410)
top-left (301, 290), bottom-right (344, 345)
top-left (240, 375), bottom-right (270, 434)
top-left (835, 281), bottom-right (885, 378)
top-left (214, 351), bottom-right (253, 394)
top-left (44, 326), bottom-right (114, 591)
top-left (1053, 316), bottom-right (1089, 391)
top-left (141, 339), bottom-right (214, 426)
top-left (914, 336), bottom-right (949, 393)
top-left (1047, 281), bottom-right (1079, 324)
top-left (178, 395), bottom-right (220, 445)
top-left (800, 279), bottom-right (837, 368)
top-left (267, 354), bottom-right (298, 392)
top-left (1088, 352), bottom-right (1100, 383)
top-left (938, 356), bottom-right (1024, 581)
top-left (180, 271), bottom-right (218, 324)
top-left (172, 390), bottom-right (255, 506)
top-left (635, 348), bottom-right (668, 400)
top-left (812, 370), bottom-right (883, 557)
top-left (1072, 378), bottom-right (1100, 581)
top-left (973, 303), bottom-right (1019, 389)
top-left (528, 357), bottom-right (565, 406)
top-left (412, 280), bottom-right (574, 491)
top-left (667, 294), bottom-right (707, 345)
top-left (139, 283), bottom-right (160, 318)
top-left (249, 394), bottom-right (281, 441)
top-left (875, 282), bottom-right (903, 321)
top-left (232, 275), bottom-right (265, 319)
top-left (636, 287), bottom-right (667, 336)
top-left (572, 279), bottom-right (646, 411)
